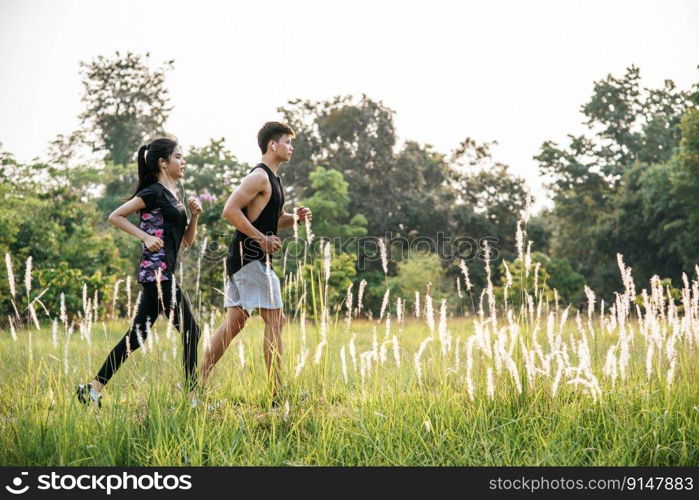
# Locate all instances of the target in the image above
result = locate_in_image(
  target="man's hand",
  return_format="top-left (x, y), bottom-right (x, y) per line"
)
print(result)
top-left (258, 234), bottom-right (282, 254)
top-left (296, 206), bottom-right (312, 223)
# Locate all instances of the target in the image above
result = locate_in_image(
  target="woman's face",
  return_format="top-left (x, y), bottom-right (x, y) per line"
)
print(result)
top-left (161, 145), bottom-right (186, 181)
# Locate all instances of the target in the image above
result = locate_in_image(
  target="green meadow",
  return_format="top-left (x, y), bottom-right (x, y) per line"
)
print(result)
top-left (2, 300), bottom-right (697, 465)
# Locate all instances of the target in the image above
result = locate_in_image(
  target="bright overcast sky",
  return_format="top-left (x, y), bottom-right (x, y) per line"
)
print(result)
top-left (1, 0), bottom-right (697, 208)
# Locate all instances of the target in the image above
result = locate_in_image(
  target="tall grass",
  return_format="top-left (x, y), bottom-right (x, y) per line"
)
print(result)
top-left (1, 218), bottom-right (698, 465)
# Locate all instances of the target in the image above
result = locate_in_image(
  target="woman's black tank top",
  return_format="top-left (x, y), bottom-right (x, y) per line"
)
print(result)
top-left (226, 163), bottom-right (285, 275)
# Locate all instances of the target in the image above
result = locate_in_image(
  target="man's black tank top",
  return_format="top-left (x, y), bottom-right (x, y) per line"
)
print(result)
top-left (227, 163), bottom-right (285, 276)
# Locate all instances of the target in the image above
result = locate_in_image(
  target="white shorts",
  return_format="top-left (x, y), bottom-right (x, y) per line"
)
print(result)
top-left (224, 260), bottom-right (283, 311)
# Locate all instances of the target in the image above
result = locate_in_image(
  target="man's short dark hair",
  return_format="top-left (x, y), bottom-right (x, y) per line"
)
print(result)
top-left (258, 122), bottom-right (295, 154)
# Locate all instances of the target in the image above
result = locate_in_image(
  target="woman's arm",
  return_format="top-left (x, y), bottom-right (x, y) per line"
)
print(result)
top-left (108, 197), bottom-right (164, 252)
top-left (182, 197), bottom-right (202, 249)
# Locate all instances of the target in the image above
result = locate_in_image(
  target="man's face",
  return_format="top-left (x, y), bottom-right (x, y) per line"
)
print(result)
top-left (271, 134), bottom-right (294, 161)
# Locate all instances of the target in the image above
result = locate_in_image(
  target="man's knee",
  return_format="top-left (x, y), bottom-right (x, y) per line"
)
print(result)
top-left (227, 307), bottom-right (248, 329)
top-left (261, 309), bottom-right (285, 328)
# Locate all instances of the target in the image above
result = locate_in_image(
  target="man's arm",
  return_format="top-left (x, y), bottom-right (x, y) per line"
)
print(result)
top-left (222, 170), bottom-right (281, 254)
top-left (278, 206), bottom-right (313, 230)
top-left (278, 212), bottom-right (296, 229)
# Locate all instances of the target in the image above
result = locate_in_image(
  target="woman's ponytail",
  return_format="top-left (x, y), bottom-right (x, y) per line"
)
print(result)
top-left (137, 145), bottom-right (148, 175)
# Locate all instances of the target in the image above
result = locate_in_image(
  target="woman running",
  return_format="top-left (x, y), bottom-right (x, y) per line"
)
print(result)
top-left (77, 138), bottom-right (202, 406)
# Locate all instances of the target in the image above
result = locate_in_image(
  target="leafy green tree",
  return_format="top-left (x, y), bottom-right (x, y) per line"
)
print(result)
top-left (184, 138), bottom-right (249, 198)
top-left (451, 138), bottom-right (534, 257)
top-left (0, 153), bottom-right (131, 321)
top-left (279, 95), bottom-right (458, 239)
top-left (301, 166), bottom-right (367, 240)
top-left (494, 252), bottom-right (584, 308)
top-left (278, 96), bottom-right (542, 310)
top-left (546, 257), bottom-right (586, 307)
top-left (582, 66), bottom-right (690, 167)
top-left (289, 250), bottom-right (357, 317)
top-left (671, 109), bottom-right (699, 269)
top-left (389, 141), bottom-right (456, 238)
top-left (48, 52), bottom-right (176, 217)
top-left (536, 66), bottom-right (697, 297)
top-left (63, 51), bottom-right (174, 167)
top-left (596, 160), bottom-right (686, 292)
top-left (278, 95), bottom-right (396, 204)
top-left (388, 252), bottom-right (451, 313)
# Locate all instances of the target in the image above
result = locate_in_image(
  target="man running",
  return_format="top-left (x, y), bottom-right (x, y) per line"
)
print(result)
top-left (200, 122), bottom-right (311, 406)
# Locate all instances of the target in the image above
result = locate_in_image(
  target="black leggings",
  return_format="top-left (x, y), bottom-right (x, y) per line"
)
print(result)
top-left (95, 280), bottom-right (200, 390)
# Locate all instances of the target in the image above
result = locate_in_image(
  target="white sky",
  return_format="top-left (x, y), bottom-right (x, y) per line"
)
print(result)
top-left (1, 0), bottom-right (697, 208)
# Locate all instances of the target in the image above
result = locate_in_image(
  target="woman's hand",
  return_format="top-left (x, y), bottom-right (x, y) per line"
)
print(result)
top-left (188, 196), bottom-right (202, 217)
top-left (142, 234), bottom-right (165, 252)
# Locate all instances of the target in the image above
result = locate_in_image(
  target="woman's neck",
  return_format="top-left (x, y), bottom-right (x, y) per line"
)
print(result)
top-left (158, 178), bottom-right (181, 202)
top-left (158, 178), bottom-right (178, 192)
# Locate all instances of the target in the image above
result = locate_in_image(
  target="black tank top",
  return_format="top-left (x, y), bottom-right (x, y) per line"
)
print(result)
top-left (227, 163), bottom-right (285, 275)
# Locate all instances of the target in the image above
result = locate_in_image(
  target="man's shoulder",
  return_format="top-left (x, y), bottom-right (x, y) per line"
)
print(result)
top-left (244, 167), bottom-right (271, 188)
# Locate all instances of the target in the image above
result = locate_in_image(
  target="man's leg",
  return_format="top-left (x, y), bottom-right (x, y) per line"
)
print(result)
top-left (259, 308), bottom-right (285, 399)
top-left (200, 306), bottom-right (249, 385)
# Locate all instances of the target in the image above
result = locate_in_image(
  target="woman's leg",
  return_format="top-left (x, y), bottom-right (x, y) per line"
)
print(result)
top-left (170, 284), bottom-right (201, 391)
top-left (93, 283), bottom-right (160, 388)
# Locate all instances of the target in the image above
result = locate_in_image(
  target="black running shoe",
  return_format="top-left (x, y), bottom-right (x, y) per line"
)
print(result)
top-left (271, 394), bottom-right (281, 409)
top-left (76, 384), bottom-right (102, 407)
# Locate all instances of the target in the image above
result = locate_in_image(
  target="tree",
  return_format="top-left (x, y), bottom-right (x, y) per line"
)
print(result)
top-left (579, 65), bottom-right (688, 173)
top-left (596, 160), bottom-right (686, 292)
top-left (671, 109), bottom-right (699, 269)
top-left (536, 66), bottom-right (697, 297)
top-left (301, 166), bottom-right (367, 240)
top-left (279, 95), bottom-right (489, 245)
top-left (494, 252), bottom-right (584, 308)
top-left (389, 141), bottom-right (456, 238)
top-left (278, 95), bottom-right (397, 205)
top-left (0, 153), bottom-right (132, 321)
top-left (279, 102), bottom-right (547, 299)
top-left (279, 95), bottom-right (460, 239)
top-left (184, 138), bottom-right (249, 198)
top-left (53, 52), bottom-right (174, 167)
top-left (388, 252), bottom-right (451, 313)
top-left (452, 138), bottom-right (532, 257)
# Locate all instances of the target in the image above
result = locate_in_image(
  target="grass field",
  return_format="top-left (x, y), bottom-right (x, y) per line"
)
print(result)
top-left (1, 298), bottom-right (698, 465)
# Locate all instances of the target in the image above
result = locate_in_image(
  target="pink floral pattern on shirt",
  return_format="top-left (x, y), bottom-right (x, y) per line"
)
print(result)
top-left (138, 208), bottom-right (170, 283)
